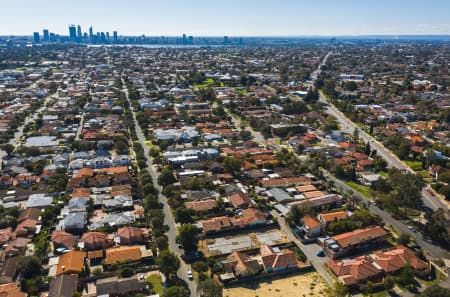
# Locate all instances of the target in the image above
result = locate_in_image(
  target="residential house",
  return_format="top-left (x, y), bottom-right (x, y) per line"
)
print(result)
top-left (327, 256), bottom-right (382, 286)
top-left (228, 192), bottom-right (255, 209)
top-left (51, 230), bottom-right (77, 250)
top-left (56, 251), bottom-right (85, 276)
top-left (0, 283), bottom-right (27, 297)
top-left (317, 211), bottom-right (349, 229)
top-left (104, 246), bottom-right (142, 265)
top-left (48, 274), bottom-right (78, 297)
top-left (116, 227), bottom-right (149, 245)
top-left (223, 251), bottom-right (262, 278)
top-left (95, 276), bottom-right (146, 297)
top-left (80, 232), bottom-right (112, 250)
top-left (301, 215), bottom-right (322, 237)
top-left (325, 226), bottom-right (387, 259)
top-left (260, 245), bottom-right (298, 272)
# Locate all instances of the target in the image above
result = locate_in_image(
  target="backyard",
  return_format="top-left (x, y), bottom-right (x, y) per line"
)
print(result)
top-left (223, 272), bottom-right (332, 297)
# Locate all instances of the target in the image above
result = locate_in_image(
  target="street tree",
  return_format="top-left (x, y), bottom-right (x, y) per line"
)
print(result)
top-left (156, 250), bottom-right (180, 280)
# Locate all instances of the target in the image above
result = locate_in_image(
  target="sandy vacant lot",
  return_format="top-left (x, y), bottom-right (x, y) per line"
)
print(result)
top-left (223, 272), bottom-right (332, 297)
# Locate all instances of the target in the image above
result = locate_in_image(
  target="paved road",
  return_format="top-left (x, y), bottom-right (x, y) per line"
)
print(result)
top-left (326, 172), bottom-right (449, 260)
top-left (270, 210), bottom-right (335, 286)
top-left (227, 109), bottom-right (266, 143)
top-left (9, 93), bottom-right (56, 147)
top-left (314, 53), bottom-right (448, 211)
top-left (123, 83), bottom-right (197, 296)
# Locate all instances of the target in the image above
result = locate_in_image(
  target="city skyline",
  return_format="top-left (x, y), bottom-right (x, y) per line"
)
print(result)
top-left (1, 0), bottom-right (450, 36)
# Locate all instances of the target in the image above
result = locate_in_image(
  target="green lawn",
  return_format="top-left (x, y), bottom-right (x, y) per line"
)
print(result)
top-left (194, 78), bottom-right (215, 88)
top-left (403, 160), bottom-right (423, 171)
top-left (146, 274), bottom-right (164, 295)
top-left (377, 170), bottom-right (389, 178)
top-left (345, 181), bottom-right (372, 199)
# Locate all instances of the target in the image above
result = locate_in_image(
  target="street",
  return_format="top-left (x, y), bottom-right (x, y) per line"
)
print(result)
top-left (270, 210), bottom-right (335, 286)
top-left (315, 54), bottom-right (448, 211)
top-left (123, 84), bottom-right (197, 296)
top-left (325, 173), bottom-right (449, 259)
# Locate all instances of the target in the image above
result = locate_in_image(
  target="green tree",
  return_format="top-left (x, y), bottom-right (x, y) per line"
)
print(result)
top-left (174, 207), bottom-right (194, 224)
top-left (192, 261), bottom-right (209, 273)
top-left (197, 279), bottom-right (223, 297)
top-left (383, 275), bottom-right (396, 292)
top-left (222, 157), bottom-right (244, 173)
top-left (177, 224), bottom-right (200, 252)
top-left (163, 286), bottom-right (190, 297)
top-left (360, 281), bottom-right (374, 295)
top-left (156, 236), bottom-right (169, 251)
top-left (156, 250), bottom-right (180, 280)
top-left (18, 256), bottom-right (41, 278)
top-left (158, 168), bottom-right (176, 187)
top-left (334, 282), bottom-right (348, 297)
top-left (397, 266), bottom-right (415, 287)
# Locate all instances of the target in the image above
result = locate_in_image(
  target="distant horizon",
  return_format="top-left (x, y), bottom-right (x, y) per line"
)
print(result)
top-left (3, 33), bottom-right (450, 38)
top-left (1, 0), bottom-right (449, 36)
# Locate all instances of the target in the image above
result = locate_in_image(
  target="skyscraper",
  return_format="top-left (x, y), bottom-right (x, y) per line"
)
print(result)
top-left (113, 31), bottom-right (118, 43)
top-left (33, 32), bottom-right (40, 43)
top-left (224, 36), bottom-right (229, 45)
top-left (43, 29), bottom-right (49, 42)
top-left (89, 26), bottom-right (94, 43)
top-left (77, 25), bottom-right (82, 41)
top-left (69, 25), bottom-right (77, 42)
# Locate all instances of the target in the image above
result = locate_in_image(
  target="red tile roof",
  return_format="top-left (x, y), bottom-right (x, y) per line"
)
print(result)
top-left (185, 199), bottom-right (217, 212)
top-left (228, 192), bottom-right (254, 209)
top-left (327, 256), bottom-right (381, 286)
top-left (332, 226), bottom-right (387, 248)
top-left (56, 251), bottom-right (85, 276)
top-left (51, 230), bottom-right (77, 249)
top-left (105, 246), bottom-right (142, 265)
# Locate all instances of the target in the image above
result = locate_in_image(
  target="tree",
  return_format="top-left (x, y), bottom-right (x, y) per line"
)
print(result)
top-left (192, 261), bottom-right (209, 273)
top-left (156, 236), bottom-right (169, 251)
top-left (177, 224), bottom-right (200, 252)
top-left (163, 286), bottom-right (190, 297)
top-left (174, 208), bottom-right (194, 224)
top-left (197, 279), bottom-right (223, 297)
top-left (384, 275), bottom-right (396, 292)
top-left (334, 282), bottom-right (348, 297)
top-left (360, 281), bottom-right (374, 295)
top-left (304, 89), bottom-right (319, 103)
top-left (156, 250), bottom-right (180, 280)
top-left (120, 267), bottom-right (135, 277)
top-left (158, 168), bottom-right (176, 187)
top-left (18, 256), bottom-right (41, 278)
top-left (397, 266), bottom-right (415, 287)
top-left (222, 157), bottom-right (243, 173)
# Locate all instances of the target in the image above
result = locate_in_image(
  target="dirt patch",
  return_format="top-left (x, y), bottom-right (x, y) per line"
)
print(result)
top-left (223, 272), bottom-right (332, 297)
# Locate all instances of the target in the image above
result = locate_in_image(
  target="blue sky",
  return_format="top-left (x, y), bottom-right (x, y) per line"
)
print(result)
top-left (1, 0), bottom-right (449, 36)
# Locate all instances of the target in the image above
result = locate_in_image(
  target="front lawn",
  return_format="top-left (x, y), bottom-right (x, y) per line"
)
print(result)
top-left (345, 181), bottom-right (372, 199)
top-left (403, 160), bottom-right (423, 171)
top-left (146, 274), bottom-right (164, 295)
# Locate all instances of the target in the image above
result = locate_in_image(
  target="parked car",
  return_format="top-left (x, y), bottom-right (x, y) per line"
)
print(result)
top-left (316, 250), bottom-right (325, 257)
top-left (186, 269), bottom-right (193, 280)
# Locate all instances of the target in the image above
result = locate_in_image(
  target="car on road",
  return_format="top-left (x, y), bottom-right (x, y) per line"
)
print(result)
top-left (407, 225), bottom-right (417, 232)
top-left (316, 250), bottom-right (325, 257)
top-left (186, 269), bottom-right (193, 280)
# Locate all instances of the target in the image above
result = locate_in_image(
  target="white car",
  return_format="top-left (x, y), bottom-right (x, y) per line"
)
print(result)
top-left (186, 269), bottom-right (193, 280)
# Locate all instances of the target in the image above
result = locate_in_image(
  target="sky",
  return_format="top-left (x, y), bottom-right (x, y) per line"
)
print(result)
top-left (1, 0), bottom-right (450, 36)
